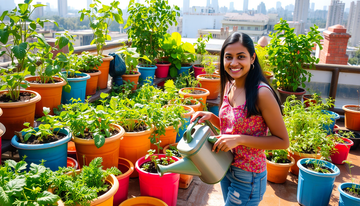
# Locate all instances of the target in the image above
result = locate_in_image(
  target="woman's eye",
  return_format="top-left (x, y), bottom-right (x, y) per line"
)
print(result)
top-left (225, 56), bottom-right (232, 59)
top-left (238, 56), bottom-right (245, 59)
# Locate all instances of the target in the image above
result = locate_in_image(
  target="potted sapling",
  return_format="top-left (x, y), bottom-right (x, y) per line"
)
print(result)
top-left (338, 160), bottom-right (360, 206)
top-left (265, 149), bottom-right (295, 184)
top-left (193, 34), bottom-right (212, 77)
top-left (196, 56), bottom-right (221, 99)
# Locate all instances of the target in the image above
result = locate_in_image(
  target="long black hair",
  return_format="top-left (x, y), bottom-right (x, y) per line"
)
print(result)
top-left (219, 32), bottom-right (282, 118)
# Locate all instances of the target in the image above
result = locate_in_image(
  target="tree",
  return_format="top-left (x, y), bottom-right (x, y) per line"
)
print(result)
top-left (348, 47), bottom-right (360, 65)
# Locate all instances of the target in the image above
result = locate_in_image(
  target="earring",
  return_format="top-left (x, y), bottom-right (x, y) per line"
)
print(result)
top-left (251, 64), bottom-right (254, 70)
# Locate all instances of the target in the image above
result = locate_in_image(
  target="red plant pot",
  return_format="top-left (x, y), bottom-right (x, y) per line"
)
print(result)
top-left (155, 62), bottom-right (171, 78)
top-left (330, 138), bottom-right (354, 164)
top-left (113, 157), bottom-right (134, 206)
top-left (193, 64), bottom-right (206, 78)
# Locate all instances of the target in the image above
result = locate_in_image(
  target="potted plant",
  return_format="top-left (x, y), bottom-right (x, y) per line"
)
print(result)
top-left (342, 90), bottom-right (360, 131)
top-left (267, 19), bottom-right (323, 103)
top-left (265, 149), bottom-right (295, 184)
top-left (135, 149), bottom-right (180, 206)
top-left (196, 56), bottom-right (221, 100)
top-left (297, 158), bottom-right (340, 206)
top-left (338, 161), bottom-right (360, 206)
top-left (114, 157), bottom-right (135, 205)
top-left (329, 131), bottom-right (354, 164)
top-left (193, 34), bottom-right (212, 77)
top-left (125, 0), bottom-right (180, 84)
top-left (303, 92), bottom-right (322, 108)
top-left (76, 51), bottom-right (103, 96)
top-left (79, 0), bottom-right (124, 89)
top-left (11, 107), bottom-right (72, 171)
top-left (120, 196), bottom-right (167, 206)
top-left (255, 44), bottom-right (273, 80)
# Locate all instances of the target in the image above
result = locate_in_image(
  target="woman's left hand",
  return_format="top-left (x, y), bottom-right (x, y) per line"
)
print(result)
top-left (212, 135), bottom-right (240, 153)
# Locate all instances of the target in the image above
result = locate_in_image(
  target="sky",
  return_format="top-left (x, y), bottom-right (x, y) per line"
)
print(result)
top-left (13, 0), bottom-right (356, 11)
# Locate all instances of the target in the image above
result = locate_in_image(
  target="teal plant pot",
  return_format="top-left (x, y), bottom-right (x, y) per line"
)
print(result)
top-left (11, 128), bottom-right (72, 171)
top-left (297, 158), bottom-right (340, 206)
top-left (178, 65), bottom-right (192, 76)
top-left (113, 76), bottom-right (123, 86)
top-left (137, 65), bottom-right (157, 85)
top-left (338, 183), bottom-right (360, 206)
top-left (322, 110), bottom-right (340, 134)
top-left (208, 105), bottom-right (219, 116)
top-left (61, 72), bottom-right (90, 104)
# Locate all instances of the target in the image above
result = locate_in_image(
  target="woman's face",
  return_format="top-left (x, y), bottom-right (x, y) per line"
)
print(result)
top-left (223, 41), bottom-right (255, 80)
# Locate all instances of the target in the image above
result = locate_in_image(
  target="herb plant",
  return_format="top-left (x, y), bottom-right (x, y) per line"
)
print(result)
top-left (194, 34), bottom-right (212, 64)
top-left (304, 159), bottom-right (331, 173)
top-left (255, 44), bottom-right (272, 73)
top-left (342, 160), bottom-right (360, 196)
top-left (201, 56), bottom-right (217, 78)
top-left (116, 47), bottom-right (151, 74)
top-left (174, 71), bottom-right (201, 89)
top-left (77, 52), bottom-right (103, 72)
top-left (265, 149), bottom-right (290, 163)
top-left (141, 149), bottom-right (176, 173)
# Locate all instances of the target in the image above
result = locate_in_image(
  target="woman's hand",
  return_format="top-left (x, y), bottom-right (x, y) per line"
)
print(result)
top-left (190, 111), bottom-right (213, 124)
top-left (212, 134), bottom-right (240, 153)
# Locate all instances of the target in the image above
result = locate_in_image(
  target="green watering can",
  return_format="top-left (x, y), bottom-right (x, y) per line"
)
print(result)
top-left (157, 117), bottom-right (233, 184)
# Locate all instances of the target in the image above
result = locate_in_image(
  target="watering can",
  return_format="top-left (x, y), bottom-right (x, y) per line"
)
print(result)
top-left (157, 117), bottom-right (233, 184)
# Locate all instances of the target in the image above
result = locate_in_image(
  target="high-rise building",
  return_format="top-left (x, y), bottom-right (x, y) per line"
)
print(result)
top-left (87, 0), bottom-right (92, 9)
top-left (311, 2), bottom-right (315, 11)
top-left (183, 0), bottom-right (190, 13)
top-left (324, 5), bottom-right (327, 10)
top-left (0, 0), bottom-right (16, 12)
top-left (285, 4), bottom-right (295, 11)
top-left (276, 1), bottom-right (281, 10)
top-left (230, 2), bottom-right (234, 11)
top-left (257, 2), bottom-right (266, 15)
top-left (207, 0), bottom-right (211, 7)
top-left (293, 0), bottom-right (309, 34)
top-left (212, 0), bottom-right (219, 13)
top-left (34, 2), bottom-right (44, 17)
top-left (58, 0), bottom-right (67, 17)
top-left (326, 0), bottom-right (345, 28)
top-left (243, 0), bottom-right (248, 12)
top-left (348, 1), bottom-right (360, 46)
top-left (46, 2), bottom-right (51, 13)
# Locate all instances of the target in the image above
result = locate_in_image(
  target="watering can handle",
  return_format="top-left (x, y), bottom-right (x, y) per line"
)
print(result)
top-left (185, 117), bottom-right (219, 143)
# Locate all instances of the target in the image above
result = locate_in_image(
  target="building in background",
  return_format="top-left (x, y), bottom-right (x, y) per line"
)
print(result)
top-left (220, 6), bottom-right (228, 13)
top-left (46, 2), bottom-right (51, 14)
top-left (276, 1), bottom-right (282, 10)
top-left (54, 30), bottom-right (93, 46)
top-left (207, 0), bottom-right (211, 7)
top-left (324, 5), bottom-right (327, 10)
top-left (0, 0), bottom-right (16, 12)
top-left (326, 0), bottom-right (345, 28)
top-left (34, 2), bottom-right (44, 18)
top-left (311, 2), bottom-right (315, 11)
top-left (257, 2), bottom-right (266, 15)
top-left (183, 0), bottom-right (190, 14)
top-left (229, 2), bottom-right (234, 12)
top-left (58, 0), bottom-right (67, 17)
top-left (182, 13), bottom-right (225, 38)
top-left (293, 0), bottom-right (310, 34)
top-left (285, 4), bottom-right (294, 11)
top-left (243, 0), bottom-right (248, 12)
top-left (348, 1), bottom-right (360, 46)
top-left (212, 0), bottom-right (219, 13)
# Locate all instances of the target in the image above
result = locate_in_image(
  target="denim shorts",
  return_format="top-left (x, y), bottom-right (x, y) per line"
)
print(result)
top-left (220, 166), bottom-right (267, 206)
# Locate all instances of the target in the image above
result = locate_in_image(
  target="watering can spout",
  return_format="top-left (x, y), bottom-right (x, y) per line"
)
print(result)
top-left (157, 158), bottom-right (202, 177)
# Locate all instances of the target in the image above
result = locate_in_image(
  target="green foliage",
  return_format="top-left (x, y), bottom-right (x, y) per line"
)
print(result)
top-left (265, 149), bottom-right (289, 163)
top-left (79, 0), bottom-right (123, 56)
top-left (141, 149), bottom-right (175, 172)
top-left (267, 19), bottom-right (323, 92)
top-left (342, 160), bottom-right (360, 195)
top-left (125, 0), bottom-right (180, 63)
top-left (348, 48), bottom-right (360, 65)
top-left (174, 72), bottom-right (201, 89)
top-left (201, 56), bottom-right (217, 77)
top-left (194, 34), bottom-right (212, 63)
top-left (255, 44), bottom-right (272, 73)
top-left (304, 159), bottom-right (331, 173)
top-left (116, 47), bottom-right (151, 74)
top-left (77, 52), bottom-right (103, 72)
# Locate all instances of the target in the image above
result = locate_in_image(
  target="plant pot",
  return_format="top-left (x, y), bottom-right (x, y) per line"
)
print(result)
top-left (0, 90), bottom-right (41, 140)
top-left (11, 128), bottom-right (72, 171)
top-left (113, 76), bottom-right (123, 86)
top-left (277, 87), bottom-right (306, 104)
top-left (25, 76), bottom-right (66, 117)
top-left (322, 110), bottom-right (340, 135)
top-left (193, 64), bottom-right (206, 78)
top-left (155, 62), bottom-right (171, 78)
top-left (266, 155), bottom-right (295, 184)
top-left (176, 106), bottom-right (195, 142)
top-left (288, 150), bottom-right (321, 176)
top-left (67, 140), bottom-right (77, 160)
top-left (61, 72), bottom-right (90, 104)
top-left (303, 94), bottom-right (317, 108)
top-left (330, 137), bottom-right (354, 164)
top-left (135, 154), bottom-right (180, 206)
top-left (85, 70), bottom-right (102, 96)
top-left (122, 72), bottom-right (141, 91)
top-left (208, 104), bottom-right (219, 116)
top-left (343, 130), bottom-right (360, 150)
top-left (181, 99), bottom-right (201, 113)
top-left (97, 55), bottom-right (114, 90)
top-left (338, 183), bottom-right (360, 206)
top-left (114, 157), bottom-right (134, 206)
top-left (178, 65), bottom-right (192, 76)
top-left (264, 71), bottom-right (273, 80)
top-left (119, 125), bottom-right (154, 178)
top-left (137, 65), bottom-right (157, 85)
top-left (67, 156), bottom-right (79, 169)
top-left (0, 123), bottom-right (5, 163)
top-left (150, 125), bottom-right (179, 153)
top-left (119, 196), bottom-right (168, 206)
top-left (179, 87), bottom-right (210, 111)
top-left (196, 74), bottom-right (220, 100)
top-left (297, 158), bottom-right (340, 206)
top-left (72, 123), bottom-right (125, 170)
top-left (163, 143), bottom-right (194, 189)
top-left (342, 105), bottom-right (360, 131)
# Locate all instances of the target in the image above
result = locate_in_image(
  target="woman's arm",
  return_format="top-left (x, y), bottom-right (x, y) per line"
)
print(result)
top-left (213, 87), bottom-right (289, 152)
top-left (191, 112), bottom-right (221, 130)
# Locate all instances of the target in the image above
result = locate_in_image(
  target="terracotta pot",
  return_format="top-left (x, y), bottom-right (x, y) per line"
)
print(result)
top-left (179, 87), bottom-right (210, 111)
top-left (97, 55), bottom-right (114, 90)
top-left (163, 143), bottom-right (194, 189)
top-left (183, 99), bottom-right (201, 113)
top-left (155, 62), bottom-right (171, 78)
top-left (264, 71), bottom-right (273, 80)
top-left (150, 125), bottom-right (180, 153)
top-left (266, 155), bottom-right (295, 183)
top-left (197, 74), bottom-right (220, 100)
top-left (303, 94), bottom-right (318, 108)
top-left (119, 125), bottom-right (154, 178)
top-left (122, 72), bottom-right (141, 91)
top-left (25, 76), bottom-right (66, 117)
top-left (288, 150), bottom-right (321, 176)
top-left (342, 105), bottom-right (360, 131)
top-left (114, 157), bottom-right (134, 206)
top-left (85, 70), bottom-right (101, 96)
top-left (119, 196), bottom-right (168, 206)
top-left (0, 90), bottom-right (41, 140)
top-left (277, 87), bottom-right (306, 104)
top-left (72, 123), bottom-right (125, 169)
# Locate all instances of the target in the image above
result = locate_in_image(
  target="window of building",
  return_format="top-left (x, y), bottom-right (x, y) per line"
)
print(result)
top-left (241, 26), bottom-right (244, 30)
top-left (248, 27), bottom-right (251, 30)
top-left (255, 27), bottom-right (258, 31)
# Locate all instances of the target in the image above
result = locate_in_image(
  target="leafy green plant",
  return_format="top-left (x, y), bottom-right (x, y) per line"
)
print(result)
top-left (141, 149), bottom-right (176, 173)
top-left (201, 56), bottom-right (217, 78)
top-left (255, 44), bottom-right (272, 73)
top-left (125, 0), bottom-right (180, 64)
top-left (304, 159), bottom-right (331, 173)
top-left (174, 71), bottom-right (201, 89)
top-left (265, 149), bottom-right (290, 163)
top-left (167, 145), bottom-right (181, 158)
top-left (79, 0), bottom-right (123, 56)
top-left (267, 19), bottom-right (323, 92)
top-left (77, 52), bottom-right (103, 72)
top-left (116, 47), bottom-right (151, 74)
top-left (342, 160), bottom-right (360, 195)
top-left (194, 34), bottom-right (212, 64)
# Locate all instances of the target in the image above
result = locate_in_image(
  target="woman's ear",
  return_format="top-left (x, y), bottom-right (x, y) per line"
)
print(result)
top-left (251, 53), bottom-right (256, 64)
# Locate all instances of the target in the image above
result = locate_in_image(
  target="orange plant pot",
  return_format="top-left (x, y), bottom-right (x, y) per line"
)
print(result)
top-left (122, 72), bottom-right (141, 91)
top-left (25, 76), bottom-right (66, 117)
top-left (97, 55), bottom-right (114, 90)
top-left (179, 87), bottom-right (210, 111)
top-left (163, 143), bottom-right (194, 189)
top-left (72, 124), bottom-right (125, 170)
top-left (184, 99), bottom-right (201, 113)
top-left (119, 126), bottom-right (154, 178)
top-left (342, 105), bottom-right (360, 131)
top-left (151, 125), bottom-right (179, 153)
top-left (264, 71), bottom-right (273, 81)
top-left (197, 74), bottom-right (220, 100)
top-left (120, 196), bottom-right (168, 206)
top-left (288, 150), bottom-right (321, 176)
top-left (85, 70), bottom-right (101, 96)
top-left (266, 155), bottom-right (295, 184)
top-left (0, 90), bottom-right (41, 140)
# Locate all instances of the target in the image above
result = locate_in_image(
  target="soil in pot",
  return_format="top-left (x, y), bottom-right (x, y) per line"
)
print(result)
top-left (202, 75), bottom-right (220, 80)
top-left (183, 89), bottom-right (206, 95)
top-left (140, 161), bottom-right (158, 173)
top-left (266, 156), bottom-right (291, 163)
top-left (80, 69), bottom-right (100, 73)
top-left (343, 187), bottom-right (360, 198)
top-left (347, 106), bottom-right (360, 111)
top-left (166, 145), bottom-right (182, 158)
top-left (0, 92), bottom-right (35, 102)
top-left (18, 133), bottom-right (67, 144)
top-left (123, 122), bottom-right (148, 133)
top-left (28, 79), bottom-right (61, 83)
top-left (77, 129), bottom-right (119, 139)
top-left (302, 163), bottom-right (335, 173)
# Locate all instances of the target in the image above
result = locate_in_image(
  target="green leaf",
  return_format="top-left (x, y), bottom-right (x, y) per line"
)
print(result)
top-left (0, 29), bottom-right (9, 44)
top-left (33, 3), bottom-right (46, 8)
top-left (24, 133), bottom-right (32, 141)
top-left (35, 34), bottom-right (49, 47)
top-left (8, 15), bottom-right (20, 23)
top-left (0, 11), bottom-right (8, 21)
top-left (6, 178), bottom-right (26, 192)
top-left (100, 93), bottom-right (109, 99)
top-left (12, 43), bottom-right (27, 60)
top-left (171, 32), bottom-right (181, 46)
top-left (37, 191), bottom-right (60, 204)
top-left (0, 187), bottom-right (11, 206)
top-left (30, 22), bottom-right (36, 30)
top-left (64, 84), bottom-right (71, 93)
top-left (58, 36), bottom-right (69, 50)
top-left (0, 51), bottom-right (5, 57)
top-left (14, 161), bottom-right (27, 172)
top-left (94, 134), bottom-right (105, 148)
top-left (182, 42), bottom-right (195, 53)
top-left (169, 67), bottom-right (178, 77)
top-left (80, 13), bottom-right (85, 21)
top-left (18, 4), bottom-right (29, 14)
top-left (106, 34), bottom-right (111, 41)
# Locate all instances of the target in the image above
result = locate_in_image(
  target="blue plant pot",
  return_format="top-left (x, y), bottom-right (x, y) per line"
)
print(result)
top-left (297, 158), bottom-right (340, 206)
top-left (176, 116), bottom-right (191, 142)
top-left (61, 72), bottom-right (90, 104)
top-left (178, 65), bottom-right (192, 76)
top-left (338, 183), bottom-right (360, 206)
top-left (208, 105), bottom-right (219, 116)
top-left (113, 76), bottom-right (123, 86)
top-left (137, 65), bottom-right (157, 85)
top-left (11, 128), bottom-right (72, 171)
top-left (322, 110), bottom-right (340, 135)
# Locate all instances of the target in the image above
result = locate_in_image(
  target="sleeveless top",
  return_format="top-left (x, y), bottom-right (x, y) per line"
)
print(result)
top-left (219, 82), bottom-right (270, 173)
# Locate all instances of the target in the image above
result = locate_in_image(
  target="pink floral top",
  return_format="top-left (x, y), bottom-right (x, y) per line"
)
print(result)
top-left (219, 83), bottom-right (269, 173)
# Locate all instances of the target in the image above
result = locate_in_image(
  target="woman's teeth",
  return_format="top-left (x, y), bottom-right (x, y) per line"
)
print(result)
top-left (231, 68), bottom-right (241, 71)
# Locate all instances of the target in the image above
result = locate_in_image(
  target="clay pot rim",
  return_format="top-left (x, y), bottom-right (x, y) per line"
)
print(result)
top-left (288, 149), bottom-right (321, 158)
top-left (119, 196), bottom-right (168, 206)
top-left (179, 87), bottom-right (210, 97)
top-left (197, 74), bottom-right (221, 81)
top-left (122, 72), bottom-right (141, 77)
top-left (162, 143), bottom-right (179, 155)
top-left (72, 123), bottom-right (125, 145)
top-left (135, 154), bottom-right (180, 177)
top-left (67, 156), bottom-right (78, 169)
top-left (0, 90), bottom-right (41, 108)
top-left (102, 54), bottom-right (114, 61)
top-left (117, 157), bottom-right (135, 181)
top-left (277, 87), bottom-right (306, 95)
top-left (25, 76), bottom-right (67, 88)
top-left (156, 62), bottom-right (171, 66)
top-left (83, 70), bottom-right (102, 76)
top-left (182, 105), bottom-right (195, 118)
top-left (343, 105), bottom-right (360, 114)
top-left (266, 155), bottom-right (295, 167)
